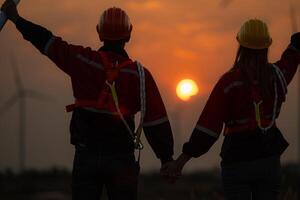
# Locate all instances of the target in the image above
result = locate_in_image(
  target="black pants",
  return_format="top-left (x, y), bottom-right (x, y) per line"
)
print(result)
top-left (72, 146), bottom-right (140, 200)
top-left (221, 156), bottom-right (281, 200)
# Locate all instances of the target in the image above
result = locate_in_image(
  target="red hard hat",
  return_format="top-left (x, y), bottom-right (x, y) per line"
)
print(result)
top-left (98, 7), bottom-right (133, 41)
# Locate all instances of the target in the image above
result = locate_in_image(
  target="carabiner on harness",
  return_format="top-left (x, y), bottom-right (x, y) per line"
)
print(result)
top-left (133, 125), bottom-right (144, 150)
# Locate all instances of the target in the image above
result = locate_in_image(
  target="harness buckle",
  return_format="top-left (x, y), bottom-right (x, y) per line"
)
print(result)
top-left (135, 141), bottom-right (144, 150)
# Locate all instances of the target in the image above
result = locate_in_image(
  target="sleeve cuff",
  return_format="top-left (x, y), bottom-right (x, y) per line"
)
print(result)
top-left (182, 142), bottom-right (202, 158)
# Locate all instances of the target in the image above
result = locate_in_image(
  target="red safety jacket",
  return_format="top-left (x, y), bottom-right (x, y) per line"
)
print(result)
top-left (43, 36), bottom-right (169, 127)
top-left (197, 46), bottom-right (299, 138)
top-left (183, 45), bottom-right (300, 161)
top-left (14, 17), bottom-right (174, 163)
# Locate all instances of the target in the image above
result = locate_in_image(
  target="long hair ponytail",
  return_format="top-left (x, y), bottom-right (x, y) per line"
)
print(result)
top-left (231, 46), bottom-right (274, 98)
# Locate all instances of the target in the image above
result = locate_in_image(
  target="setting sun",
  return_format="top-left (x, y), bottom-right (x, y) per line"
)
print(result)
top-left (176, 79), bottom-right (199, 101)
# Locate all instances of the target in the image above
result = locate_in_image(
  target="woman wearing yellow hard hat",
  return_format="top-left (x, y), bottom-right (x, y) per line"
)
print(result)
top-left (162, 19), bottom-right (300, 199)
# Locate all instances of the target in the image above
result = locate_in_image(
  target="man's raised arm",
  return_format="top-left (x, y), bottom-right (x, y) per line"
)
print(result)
top-left (1, 0), bottom-right (97, 75)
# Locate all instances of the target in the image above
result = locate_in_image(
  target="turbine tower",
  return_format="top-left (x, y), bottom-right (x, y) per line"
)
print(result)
top-left (0, 56), bottom-right (48, 172)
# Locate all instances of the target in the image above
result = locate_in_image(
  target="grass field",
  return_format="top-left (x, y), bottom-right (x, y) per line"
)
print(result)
top-left (0, 163), bottom-right (298, 200)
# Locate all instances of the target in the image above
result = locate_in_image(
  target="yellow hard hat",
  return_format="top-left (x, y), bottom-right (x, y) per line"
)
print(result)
top-left (237, 19), bottom-right (272, 49)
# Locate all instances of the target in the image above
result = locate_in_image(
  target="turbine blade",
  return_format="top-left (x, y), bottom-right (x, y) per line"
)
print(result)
top-left (0, 95), bottom-right (19, 116)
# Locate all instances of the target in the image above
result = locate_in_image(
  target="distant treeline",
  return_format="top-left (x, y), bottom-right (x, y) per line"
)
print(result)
top-left (0, 163), bottom-right (299, 200)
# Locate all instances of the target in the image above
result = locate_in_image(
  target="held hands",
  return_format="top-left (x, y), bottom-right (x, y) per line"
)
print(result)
top-left (160, 160), bottom-right (182, 184)
top-left (1, 0), bottom-right (19, 23)
top-left (160, 153), bottom-right (191, 184)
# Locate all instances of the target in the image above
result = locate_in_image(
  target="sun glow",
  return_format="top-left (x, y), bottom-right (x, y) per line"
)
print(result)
top-left (176, 79), bottom-right (199, 101)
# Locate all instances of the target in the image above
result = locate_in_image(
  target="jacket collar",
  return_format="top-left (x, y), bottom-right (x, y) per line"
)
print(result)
top-left (99, 45), bottom-right (129, 59)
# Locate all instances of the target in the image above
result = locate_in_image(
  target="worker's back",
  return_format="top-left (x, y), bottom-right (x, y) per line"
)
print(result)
top-left (1, 3), bottom-right (174, 199)
top-left (68, 49), bottom-right (144, 155)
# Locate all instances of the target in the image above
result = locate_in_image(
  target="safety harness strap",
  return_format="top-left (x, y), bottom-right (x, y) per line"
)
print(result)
top-left (225, 65), bottom-right (287, 135)
top-left (135, 62), bottom-right (146, 150)
top-left (225, 119), bottom-right (275, 135)
top-left (66, 99), bottom-right (110, 113)
top-left (66, 52), bottom-right (147, 152)
top-left (106, 81), bottom-right (136, 141)
top-left (106, 62), bottom-right (146, 150)
top-left (66, 53), bottom-right (134, 112)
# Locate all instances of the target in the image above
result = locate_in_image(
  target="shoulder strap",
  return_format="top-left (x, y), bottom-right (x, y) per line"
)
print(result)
top-left (272, 64), bottom-right (287, 95)
top-left (134, 61), bottom-right (146, 150)
top-left (106, 60), bottom-right (146, 150)
top-left (66, 52), bottom-right (134, 112)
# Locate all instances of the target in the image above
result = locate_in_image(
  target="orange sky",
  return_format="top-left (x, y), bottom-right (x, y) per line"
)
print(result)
top-left (0, 0), bottom-right (299, 172)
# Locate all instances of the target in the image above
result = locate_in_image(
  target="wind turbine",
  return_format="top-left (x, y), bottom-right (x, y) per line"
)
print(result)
top-left (0, 56), bottom-right (49, 172)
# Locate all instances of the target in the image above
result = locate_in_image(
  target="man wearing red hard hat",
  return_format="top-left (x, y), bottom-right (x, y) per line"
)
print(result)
top-left (1, 1), bottom-right (174, 200)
